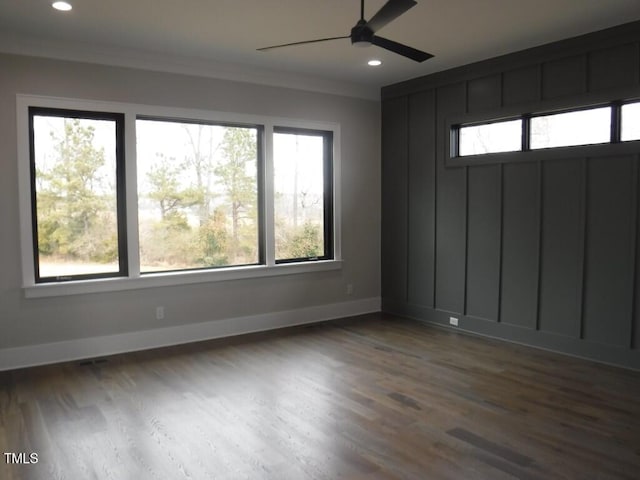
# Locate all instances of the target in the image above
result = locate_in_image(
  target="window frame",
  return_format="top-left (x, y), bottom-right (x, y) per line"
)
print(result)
top-left (28, 107), bottom-right (129, 283)
top-left (273, 126), bottom-right (334, 264)
top-left (16, 95), bottom-right (342, 298)
top-left (456, 117), bottom-right (523, 157)
top-left (135, 115), bottom-right (266, 273)
top-left (446, 90), bottom-right (640, 167)
top-left (528, 104), bottom-right (614, 151)
top-left (621, 100), bottom-right (640, 142)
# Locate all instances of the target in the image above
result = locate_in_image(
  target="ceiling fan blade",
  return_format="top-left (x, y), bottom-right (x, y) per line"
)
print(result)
top-left (371, 35), bottom-right (434, 62)
top-left (258, 35), bottom-right (350, 51)
top-left (366, 0), bottom-right (417, 33)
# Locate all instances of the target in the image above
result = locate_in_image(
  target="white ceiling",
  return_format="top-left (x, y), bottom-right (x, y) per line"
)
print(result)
top-left (1, 0), bottom-right (639, 99)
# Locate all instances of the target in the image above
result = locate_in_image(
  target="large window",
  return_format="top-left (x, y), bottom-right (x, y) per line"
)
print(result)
top-left (19, 97), bottom-right (339, 293)
top-left (136, 119), bottom-right (261, 272)
top-left (273, 128), bottom-right (333, 262)
top-left (29, 108), bottom-right (127, 282)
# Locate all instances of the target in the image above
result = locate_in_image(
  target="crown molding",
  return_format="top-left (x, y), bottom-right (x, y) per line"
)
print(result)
top-left (0, 32), bottom-right (380, 101)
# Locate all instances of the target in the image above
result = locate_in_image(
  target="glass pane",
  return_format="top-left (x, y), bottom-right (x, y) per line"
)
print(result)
top-left (621, 102), bottom-right (640, 142)
top-left (530, 107), bottom-right (611, 149)
top-left (458, 119), bottom-right (522, 156)
top-left (32, 115), bottom-right (120, 278)
top-left (274, 131), bottom-right (326, 261)
top-left (136, 119), bottom-right (259, 272)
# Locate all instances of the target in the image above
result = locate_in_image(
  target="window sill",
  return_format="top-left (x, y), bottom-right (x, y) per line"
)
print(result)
top-left (23, 260), bottom-right (343, 298)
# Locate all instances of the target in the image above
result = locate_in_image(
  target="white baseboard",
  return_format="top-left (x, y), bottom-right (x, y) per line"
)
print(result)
top-left (0, 297), bottom-right (381, 371)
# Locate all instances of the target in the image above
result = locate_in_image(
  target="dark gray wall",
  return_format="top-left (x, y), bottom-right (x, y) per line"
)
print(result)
top-left (381, 21), bottom-right (640, 370)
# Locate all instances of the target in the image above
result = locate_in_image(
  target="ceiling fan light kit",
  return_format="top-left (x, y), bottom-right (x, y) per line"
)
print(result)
top-left (258, 0), bottom-right (433, 63)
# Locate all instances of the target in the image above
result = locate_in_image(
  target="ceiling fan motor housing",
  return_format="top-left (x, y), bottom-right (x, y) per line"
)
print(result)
top-left (351, 20), bottom-right (374, 47)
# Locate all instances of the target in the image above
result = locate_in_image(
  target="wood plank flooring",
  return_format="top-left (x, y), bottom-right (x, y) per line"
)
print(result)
top-left (1, 313), bottom-right (639, 479)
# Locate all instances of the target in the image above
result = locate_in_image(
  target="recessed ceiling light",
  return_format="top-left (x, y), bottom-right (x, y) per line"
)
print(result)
top-left (52, 1), bottom-right (72, 11)
top-left (368, 59), bottom-right (382, 67)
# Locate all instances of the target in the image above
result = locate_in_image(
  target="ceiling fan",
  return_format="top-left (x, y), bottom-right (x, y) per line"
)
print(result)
top-left (257, 0), bottom-right (434, 63)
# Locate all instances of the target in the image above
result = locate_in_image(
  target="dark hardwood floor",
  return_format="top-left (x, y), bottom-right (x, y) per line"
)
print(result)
top-left (1, 313), bottom-right (639, 479)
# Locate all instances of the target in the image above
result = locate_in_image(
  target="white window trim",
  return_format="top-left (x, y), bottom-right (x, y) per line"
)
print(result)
top-left (17, 95), bottom-right (342, 298)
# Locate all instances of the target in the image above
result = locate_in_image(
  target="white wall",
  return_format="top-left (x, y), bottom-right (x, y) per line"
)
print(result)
top-left (0, 53), bottom-right (381, 366)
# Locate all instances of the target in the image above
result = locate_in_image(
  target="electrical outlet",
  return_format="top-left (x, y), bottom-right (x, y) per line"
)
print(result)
top-left (449, 316), bottom-right (459, 327)
top-left (346, 283), bottom-right (354, 295)
top-left (156, 306), bottom-right (165, 320)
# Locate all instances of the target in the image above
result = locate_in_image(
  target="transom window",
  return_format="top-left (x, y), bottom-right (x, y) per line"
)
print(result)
top-left (530, 107), bottom-right (611, 150)
top-left (453, 100), bottom-right (639, 158)
top-left (621, 101), bottom-right (640, 142)
top-left (458, 119), bottom-right (522, 156)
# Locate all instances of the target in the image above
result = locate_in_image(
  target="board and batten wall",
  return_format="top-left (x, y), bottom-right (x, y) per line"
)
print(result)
top-left (381, 21), bottom-right (640, 370)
